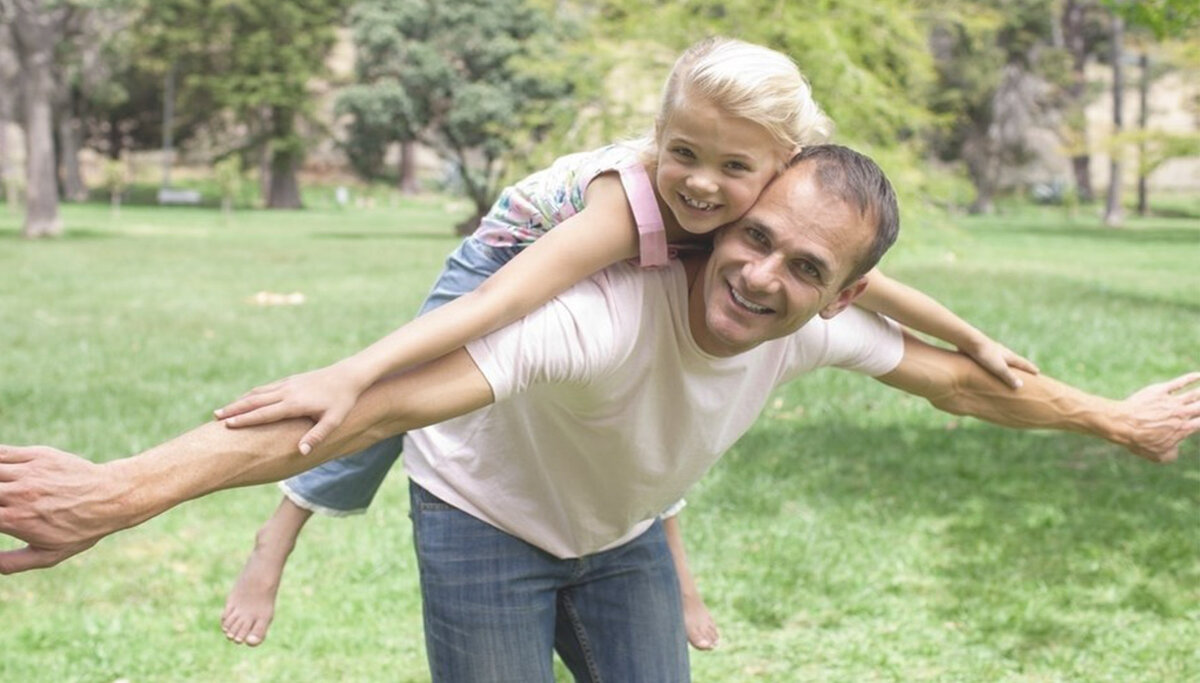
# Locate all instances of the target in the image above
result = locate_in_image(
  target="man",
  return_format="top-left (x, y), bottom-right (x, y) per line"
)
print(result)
top-left (1, 146), bottom-right (1196, 682)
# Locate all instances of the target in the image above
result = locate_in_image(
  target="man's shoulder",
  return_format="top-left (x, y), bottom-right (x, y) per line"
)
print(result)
top-left (783, 307), bottom-right (905, 376)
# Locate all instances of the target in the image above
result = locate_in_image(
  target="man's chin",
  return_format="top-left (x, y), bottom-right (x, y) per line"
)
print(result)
top-left (702, 317), bottom-right (761, 356)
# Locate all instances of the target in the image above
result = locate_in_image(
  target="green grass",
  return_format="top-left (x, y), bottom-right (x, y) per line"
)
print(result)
top-left (1, 199), bottom-right (1197, 682)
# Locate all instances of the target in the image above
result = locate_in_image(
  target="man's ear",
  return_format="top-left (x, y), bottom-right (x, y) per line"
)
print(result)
top-left (818, 277), bottom-right (869, 319)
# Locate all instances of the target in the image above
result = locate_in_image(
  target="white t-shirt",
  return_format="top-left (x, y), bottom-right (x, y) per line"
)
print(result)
top-left (403, 260), bottom-right (904, 559)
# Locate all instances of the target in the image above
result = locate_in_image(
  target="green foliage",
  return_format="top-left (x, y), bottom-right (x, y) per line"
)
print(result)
top-left (341, 0), bottom-right (578, 218)
top-left (1105, 0), bottom-right (1200, 39)
top-left (335, 82), bottom-right (414, 180)
top-left (590, 0), bottom-right (937, 148)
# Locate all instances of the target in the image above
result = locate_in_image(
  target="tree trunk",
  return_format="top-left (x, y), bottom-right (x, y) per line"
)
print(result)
top-left (107, 112), bottom-right (123, 159)
top-left (266, 106), bottom-right (303, 209)
top-left (0, 114), bottom-right (8, 204)
top-left (1103, 12), bottom-right (1124, 227)
top-left (12, 5), bottom-right (63, 238)
top-left (1136, 51), bottom-right (1149, 217)
top-left (267, 148), bottom-right (303, 209)
top-left (258, 143), bottom-right (270, 206)
top-left (397, 139), bottom-right (419, 195)
top-left (58, 114), bottom-right (87, 201)
top-left (160, 63), bottom-right (175, 190)
top-left (1062, 0), bottom-right (1095, 202)
top-left (963, 134), bottom-right (997, 215)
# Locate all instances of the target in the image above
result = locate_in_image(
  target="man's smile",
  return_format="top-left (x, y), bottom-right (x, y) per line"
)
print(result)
top-left (727, 281), bottom-right (773, 314)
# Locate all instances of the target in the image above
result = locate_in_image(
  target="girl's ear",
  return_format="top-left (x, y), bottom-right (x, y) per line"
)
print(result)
top-left (787, 145), bottom-right (804, 166)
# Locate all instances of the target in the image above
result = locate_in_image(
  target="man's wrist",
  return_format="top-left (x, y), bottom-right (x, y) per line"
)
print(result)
top-left (1080, 397), bottom-right (1135, 451)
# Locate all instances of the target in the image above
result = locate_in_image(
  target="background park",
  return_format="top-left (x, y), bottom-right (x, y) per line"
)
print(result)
top-left (2, 0), bottom-right (1198, 681)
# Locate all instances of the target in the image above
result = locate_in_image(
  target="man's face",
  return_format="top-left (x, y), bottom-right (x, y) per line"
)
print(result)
top-left (689, 162), bottom-right (875, 357)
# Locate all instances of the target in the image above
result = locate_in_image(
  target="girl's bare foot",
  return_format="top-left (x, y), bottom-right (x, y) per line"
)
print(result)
top-left (683, 590), bottom-right (720, 650)
top-left (221, 500), bottom-right (310, 647)
top-left (221, 533), bottom-right (293, 646)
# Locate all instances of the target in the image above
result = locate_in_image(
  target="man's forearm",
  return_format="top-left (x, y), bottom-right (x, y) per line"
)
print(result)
top-left (113, 348), bottom-right (492, 529)
top-left (877, 334), bottom-right (1199, 460)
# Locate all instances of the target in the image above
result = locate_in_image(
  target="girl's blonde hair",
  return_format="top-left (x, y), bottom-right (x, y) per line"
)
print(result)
top-left (657, 37), bottom-right (833, 155)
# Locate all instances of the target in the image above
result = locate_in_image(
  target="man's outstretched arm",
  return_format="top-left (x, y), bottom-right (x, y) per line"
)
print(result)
top-left (0, 349), bottom-right (493, 574)
top-left (876, 333), bottom-right (1200, 462)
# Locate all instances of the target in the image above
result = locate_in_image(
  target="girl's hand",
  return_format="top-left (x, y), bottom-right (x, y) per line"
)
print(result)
top-left (214, 363), bottom-right (368, 454)
top-left (959, 337), bottom-right (1040, 389)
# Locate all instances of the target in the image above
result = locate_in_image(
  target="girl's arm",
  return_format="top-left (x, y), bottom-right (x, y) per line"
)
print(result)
top-left (216, 174), bottom-right (642, 452)
top-left (855, 268), bottom-right (1038, 389)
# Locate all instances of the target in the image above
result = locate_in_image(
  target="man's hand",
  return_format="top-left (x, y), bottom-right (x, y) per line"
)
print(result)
top-left (0, 445), bottom-right (122, 574)
top-left (1115, 371), bottom-right (1200, 463)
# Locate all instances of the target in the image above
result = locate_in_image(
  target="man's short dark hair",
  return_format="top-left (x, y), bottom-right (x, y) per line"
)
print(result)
top-left (786, 145), bottom-right (900, 285)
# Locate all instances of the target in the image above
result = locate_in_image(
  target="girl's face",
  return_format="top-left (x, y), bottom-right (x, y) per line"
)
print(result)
top-left (655, 92), bottom-right (785, 235)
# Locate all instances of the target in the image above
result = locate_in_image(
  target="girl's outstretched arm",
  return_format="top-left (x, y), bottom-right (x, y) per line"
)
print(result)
top-left (216, 174), bottom-right (643, 453)
top-left (855, 268), bottom-right (1039, 389)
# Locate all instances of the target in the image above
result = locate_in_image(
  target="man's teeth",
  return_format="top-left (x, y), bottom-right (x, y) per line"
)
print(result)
top-left (680, 194), bottom-right (717, 211)
top-left (730, 286), bottom-right (770, 313)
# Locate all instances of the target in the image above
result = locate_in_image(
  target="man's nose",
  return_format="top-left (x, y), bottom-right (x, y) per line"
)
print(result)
top-left (743, 255), bottom-right (782, 293)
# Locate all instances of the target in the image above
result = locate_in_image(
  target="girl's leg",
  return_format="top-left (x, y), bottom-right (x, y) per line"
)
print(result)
top-left (662, 514), bottom-right (720, 651)
top-left (221, 497), bottom-right (313, 646)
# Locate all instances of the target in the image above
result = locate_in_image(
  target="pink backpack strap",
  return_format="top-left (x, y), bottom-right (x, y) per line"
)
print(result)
top-left (617, 162), bottom-right (668, 267)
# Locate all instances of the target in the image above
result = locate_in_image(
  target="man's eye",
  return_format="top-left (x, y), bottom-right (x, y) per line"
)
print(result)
top-left (746, 227), bottom-right (768, 244)
top-left (793, 261), bottom-right (820, 279)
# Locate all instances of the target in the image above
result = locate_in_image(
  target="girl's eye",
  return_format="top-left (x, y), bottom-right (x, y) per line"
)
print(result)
top-left (726, 161), bottom-right (750, 172)
top-left (672, 147), bottom-right (695, 159)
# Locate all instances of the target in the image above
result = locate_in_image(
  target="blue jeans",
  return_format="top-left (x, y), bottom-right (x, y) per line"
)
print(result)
top-left (409, 482), bottom-right (690, 682)
top-left (280, 238), bottom-right (522, 514)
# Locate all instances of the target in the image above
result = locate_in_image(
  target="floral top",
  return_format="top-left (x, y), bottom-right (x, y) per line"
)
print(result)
top-left (473, 142), bottom-right (667, 267)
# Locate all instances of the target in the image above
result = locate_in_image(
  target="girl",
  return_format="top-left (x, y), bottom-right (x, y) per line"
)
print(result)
top-left (217, 37), bottom-right (1035, 649)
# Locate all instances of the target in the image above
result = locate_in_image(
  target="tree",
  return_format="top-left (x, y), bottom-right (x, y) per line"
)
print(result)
top-left (0, 26), bottom-right (16, 206)
top-left (926, 1), bottom-right (1070, 213)
top-left (1, 0), bottom-right (72, 237)
top-left (1103, 7), bottom-right (1125, 226)
top-left (53, 7), bottom-right (132, 202)
top-left (138, 0), bottom-right (350, 209)
top-left (343, 0), bottom-right (578, 233)
top-left (1060, 0), bottom-right (1105, 202)
top-left (1103, 0), bottom-right (1200, 220)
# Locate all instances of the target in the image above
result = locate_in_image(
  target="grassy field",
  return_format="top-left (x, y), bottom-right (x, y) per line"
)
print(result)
top-left (1, 198), bottom-right (1197, 682)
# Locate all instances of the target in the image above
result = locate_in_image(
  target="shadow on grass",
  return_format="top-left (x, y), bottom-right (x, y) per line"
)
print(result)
top-left (698, 419), bottom-right (1198, 651)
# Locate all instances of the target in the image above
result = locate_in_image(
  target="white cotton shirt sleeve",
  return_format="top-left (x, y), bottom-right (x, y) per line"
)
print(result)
top-left (464, 267), bottom-right (635, 402)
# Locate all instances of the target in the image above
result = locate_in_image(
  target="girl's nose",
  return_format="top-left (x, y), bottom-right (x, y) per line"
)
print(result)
top-left (686, 172), bottom-right (718, 195)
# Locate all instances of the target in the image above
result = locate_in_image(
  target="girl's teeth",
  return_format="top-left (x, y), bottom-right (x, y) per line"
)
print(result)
top-left (682, 194), bottom-right (715, 210)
